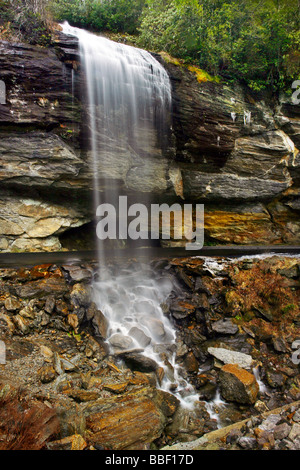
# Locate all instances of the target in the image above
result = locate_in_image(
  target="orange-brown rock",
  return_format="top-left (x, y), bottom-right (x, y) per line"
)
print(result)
top-left (84, 388), bottom-right (166, 450)
top-left (47, 434), bottom-right (88, 451)
top-left (103, 382), bottom-right (128, 394)
top-left (219, 364), bottom-right (259, 405)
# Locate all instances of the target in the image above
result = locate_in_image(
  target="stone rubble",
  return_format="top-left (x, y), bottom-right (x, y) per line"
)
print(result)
top-left (0, 255), bottom-right (299, 450)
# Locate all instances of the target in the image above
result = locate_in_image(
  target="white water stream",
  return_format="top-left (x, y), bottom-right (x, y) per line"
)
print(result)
top-left (61, 23), bottom-right (199, 407)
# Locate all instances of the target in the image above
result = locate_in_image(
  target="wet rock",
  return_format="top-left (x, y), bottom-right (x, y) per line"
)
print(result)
top-left (15, 277), bottom-right (68, 300)
top-left (176, 268), bottom-right (195, 290)
top-left (175, 339), bottom-right (189, 359)
top-left (117, 351), bottom-right (159, 373)
top-left (183, 351), bottom-right (199, 374)
top-left (293, 409), bottom-right (300, 423)
top-left (219, 364), bottom-right (259, 405)
top-left (12, 314), bottom-right (31, 335)
top-left (61, 357), bottom-right (77, 372)
top-left (56, 403), bottom-right (86, 439)
top-left (38, 345), bottom-right (53, 364)
top-left (166, 401), bottom-right (214, 442)
top-left (169, 300), bottom-right (196, 320)
top-left (19, 304), bottom-right (36, 320)
top-left (154, 390), bottom-right (180, 417)
top-left (129, 326), bottom-right (151, 348)
top-left (87, 303), bottom-right (109, 340)
top-left (62, 265), bottom-right (93, 283)
top-left (55, 299), bottom-right (69, 316)
top-left (109, 334), bottom-right (134, 351)
top-left (194, 277), bottom-right (212, 295)
top-left (181, 328), bottom-right (207, 360)
top-left (225, 428), bottom-right (242, 445)
top-left (272, 336), bottom-right (288, 353)
top-left (103, 382), bottom-right (128, 394)
top-left (197, 382), bottom-right (218, 401)
top-left (53, 352), bottom-right (64, 375)
top-left (67, 314), bottom-right (80, 333)
top-left (254, 428), bottom-right (275, 450)
top-left (258, 414), bottom-right (282, 432)
top-left (140, 317), bottom-right (166, 340)
top-left (70, 283), bottom-right (92, 309)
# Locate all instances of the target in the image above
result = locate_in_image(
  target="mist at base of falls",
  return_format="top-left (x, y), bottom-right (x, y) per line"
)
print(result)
top-left (92, 262), bottom-right (199, 409)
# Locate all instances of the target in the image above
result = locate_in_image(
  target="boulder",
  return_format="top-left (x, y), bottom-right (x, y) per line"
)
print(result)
top-left (129, 326), bottom-right (151, 348)
top-left (219, 364), bottom-right (259, 405)
top-left (207, 347), bottom-right (254, 369)
top-left (117, 351), bottom-right (159, 373)
top-left (109, 334), bottom-right (134, 351)
top-left (211, 319), bottom-right (239, 335)
top-left (84, 389), bottom-right (166, 450)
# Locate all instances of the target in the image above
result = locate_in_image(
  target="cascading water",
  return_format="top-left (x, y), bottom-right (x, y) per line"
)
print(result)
top-left (61, 22), bottom-right (198, 407)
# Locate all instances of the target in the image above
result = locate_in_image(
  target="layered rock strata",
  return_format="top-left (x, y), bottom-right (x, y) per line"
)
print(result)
top-left (0, 32), bottom-right (299, 251)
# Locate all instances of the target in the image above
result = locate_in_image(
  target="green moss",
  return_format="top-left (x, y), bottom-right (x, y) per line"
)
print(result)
top-left (187, 65), bottom-right (221, 84)
top-left (281, 304), bottom-right (296, 314)
top-left (160, 51), bottom-right (182, 66)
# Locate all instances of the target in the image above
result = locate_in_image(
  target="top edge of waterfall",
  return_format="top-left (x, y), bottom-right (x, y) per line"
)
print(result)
top-left (60, 21), bottom-right (163, 59)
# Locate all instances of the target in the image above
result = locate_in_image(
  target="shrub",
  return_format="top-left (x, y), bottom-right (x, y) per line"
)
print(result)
top-left (0, 390), bottom-right (59, 450)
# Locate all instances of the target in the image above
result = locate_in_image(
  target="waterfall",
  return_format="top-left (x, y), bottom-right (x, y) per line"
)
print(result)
top-left (61, 23), bottom-right (198, 407)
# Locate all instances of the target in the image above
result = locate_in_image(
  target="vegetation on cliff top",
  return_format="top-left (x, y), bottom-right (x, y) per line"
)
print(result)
top-left (0, 0), bottom-right (299, 93)
top-left (0, 0), bottom-right (52, 45)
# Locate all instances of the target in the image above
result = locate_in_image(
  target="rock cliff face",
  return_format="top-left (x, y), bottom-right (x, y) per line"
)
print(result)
top-left (0, 32), bottom-right (299, 251)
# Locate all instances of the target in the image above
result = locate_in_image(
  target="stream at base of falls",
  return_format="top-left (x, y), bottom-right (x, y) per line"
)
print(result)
top-left (92, 262), bottom-right (200, 410)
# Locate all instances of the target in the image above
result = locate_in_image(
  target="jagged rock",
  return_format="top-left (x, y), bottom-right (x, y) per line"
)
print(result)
top-left (219, 364), bottom-right (259, 405)
top-left (38, 364), bottom-right (57, 384)
top-left (207, 347), bottom-right (254, 369)
top-left (166, 400), bottom-right (216, 441)
top-left (211, 319), bottom-right (239, 335)
top-left (70, 283), bottom-right (92, 309)
top-left (47, 434), bottom-right (88, 451)
top-left (15, 277), bottom-right (68, 299)
top-left (85, 336), bottom-right (107, 360)
top-left (274, 423), bottom-right (291, 440)
top-left (62, 265), bottom-right (93, 283)
top-left (4, 296), bottom-right (21, 312)
top-left (86, 304), bottom-right (109, 340)
top-left (84, 389), bottom-right (167, 450)
top-left (183, 351), bottom-right (199, 373)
